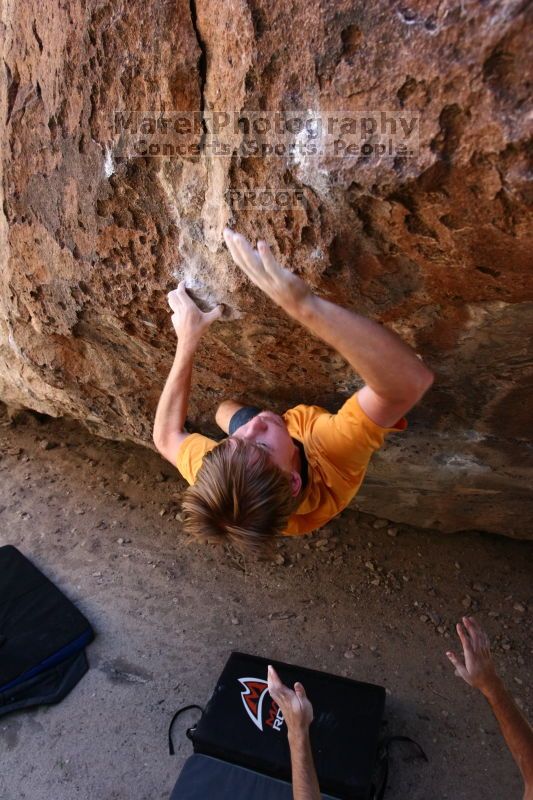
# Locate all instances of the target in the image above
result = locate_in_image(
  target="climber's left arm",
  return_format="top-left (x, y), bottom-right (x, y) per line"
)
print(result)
top-left (152, 283), bottom-right (223, 465)
top-left (223, 229), bottom-right (434, 427)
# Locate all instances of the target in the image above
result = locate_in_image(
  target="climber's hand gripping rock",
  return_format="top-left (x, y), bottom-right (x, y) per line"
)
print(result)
top-left (223, 228), bottom-right (311, 314)
top-left (167, 281), bottom-right (223, 344)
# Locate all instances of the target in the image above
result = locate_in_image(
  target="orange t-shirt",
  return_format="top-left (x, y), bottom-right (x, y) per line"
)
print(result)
top-left (175, 393), bottom-right (406, 536)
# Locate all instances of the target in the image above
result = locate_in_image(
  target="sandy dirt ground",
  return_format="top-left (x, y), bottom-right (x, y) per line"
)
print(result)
top-left (0, 405), bottom-right (531, 800)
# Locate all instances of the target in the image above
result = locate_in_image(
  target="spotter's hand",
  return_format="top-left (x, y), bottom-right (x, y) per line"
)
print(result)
top-left (223, 228), bottom-right (311, 312)
top-left (167, 281), bottom-right (223, 342)
top-left (446, 616), bottom-right (499, 694)
top-left (267, 665), bottom-right (314, 735)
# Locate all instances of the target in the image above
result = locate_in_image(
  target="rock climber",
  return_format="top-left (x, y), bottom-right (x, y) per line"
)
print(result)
top-left (153, 228), bottom-right (434, 553)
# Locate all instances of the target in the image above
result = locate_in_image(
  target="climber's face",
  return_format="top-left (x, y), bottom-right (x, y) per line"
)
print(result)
top-left (228, 411), bottom-right (302, 496)
top-left (230, 411), bottom-right (295, 468)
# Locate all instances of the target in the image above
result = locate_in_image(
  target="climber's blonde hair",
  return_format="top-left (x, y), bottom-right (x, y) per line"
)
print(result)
top-left (181, 437), bottom-right (299, 555)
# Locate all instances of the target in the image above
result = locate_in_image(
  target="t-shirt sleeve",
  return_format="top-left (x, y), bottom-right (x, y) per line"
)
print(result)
top-left (175, 433), bottom-right (219, 485)
top-left (309, 392), bottom-right (407, 476)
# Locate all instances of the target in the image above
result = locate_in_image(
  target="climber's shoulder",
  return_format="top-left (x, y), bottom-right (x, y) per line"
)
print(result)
top-left (153, 430), bottom-right (191, 468)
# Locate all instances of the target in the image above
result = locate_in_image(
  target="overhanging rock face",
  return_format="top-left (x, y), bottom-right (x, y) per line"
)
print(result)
top-left (1, 1), bottom-right (531, 537)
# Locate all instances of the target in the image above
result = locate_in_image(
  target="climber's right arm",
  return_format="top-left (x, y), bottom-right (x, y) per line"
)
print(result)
top-left (153, 282), bottom-right (223, 465)
top-left (215, 400), bottom-right (245, 433)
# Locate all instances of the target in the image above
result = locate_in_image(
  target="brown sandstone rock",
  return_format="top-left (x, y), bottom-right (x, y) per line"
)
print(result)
top-left (0, 0), bottom-right (531, 537)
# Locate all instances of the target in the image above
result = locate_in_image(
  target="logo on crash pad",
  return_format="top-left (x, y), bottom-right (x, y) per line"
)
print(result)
top-left (238, 677), bottom-right (284, 732)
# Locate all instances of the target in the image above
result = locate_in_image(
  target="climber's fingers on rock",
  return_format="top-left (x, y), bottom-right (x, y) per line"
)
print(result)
top-left (171, 282), bottom-right (206, 314)
top-left (232, 233), bottom-right (265, 276)
top-left (205, 304), bottom-right (224, 323)
top-left (224, 228), bottom-right (265, 281)
top-left (223, 228), bottom-right (248, 271)
top-left (169, 281), bottom-right (192, 302)
top-left (256, 240), bottom-right (280, 274)
top-left (177, 281), bottom-right (199, 306)
top-left (225, 234), bottom-right (251, 274)
top-left (167, 288), bottom-right (182, 312)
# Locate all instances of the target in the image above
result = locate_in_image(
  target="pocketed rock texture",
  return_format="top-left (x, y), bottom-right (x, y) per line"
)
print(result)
top-left (1, 0), bottom-right (532, 537)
